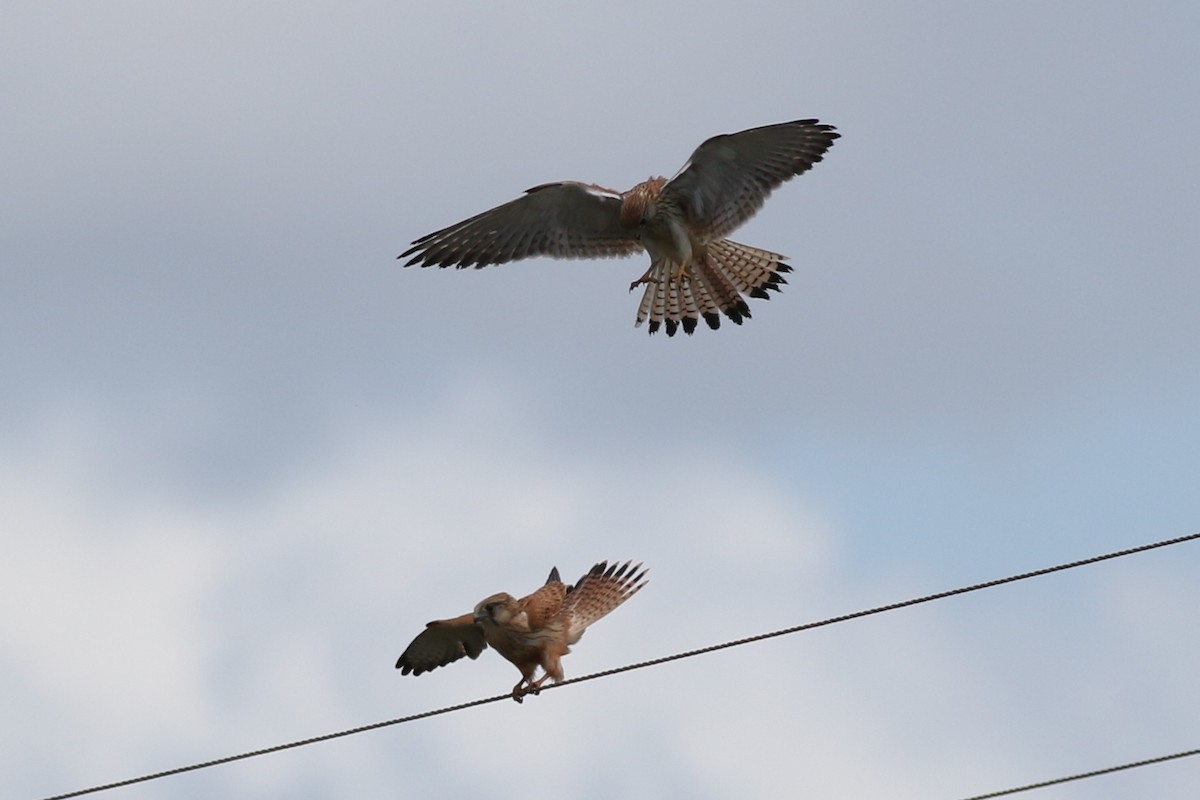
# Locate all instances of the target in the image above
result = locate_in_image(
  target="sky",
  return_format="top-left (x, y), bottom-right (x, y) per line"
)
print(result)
top-left (3, 1), bottom-right (1199, 798)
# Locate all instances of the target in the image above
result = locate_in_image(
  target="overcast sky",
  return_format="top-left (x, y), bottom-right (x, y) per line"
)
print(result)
top-left (3, 2), bottom-right (1199, 798)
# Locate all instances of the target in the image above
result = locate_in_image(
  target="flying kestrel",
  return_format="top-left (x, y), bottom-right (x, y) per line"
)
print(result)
top-left (396, 560), bottom-right (647, 702)
top-left (399, 119), bottom-right (839, 336)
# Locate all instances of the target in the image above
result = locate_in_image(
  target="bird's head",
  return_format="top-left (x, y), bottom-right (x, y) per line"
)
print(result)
top-left (473, 593), bottom-right (517, 626)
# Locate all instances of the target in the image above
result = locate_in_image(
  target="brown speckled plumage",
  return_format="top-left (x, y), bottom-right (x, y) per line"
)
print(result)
top-left (400, 119), bottom-right (839, 336)
top-left (396, 561), bottom-right (648, 701)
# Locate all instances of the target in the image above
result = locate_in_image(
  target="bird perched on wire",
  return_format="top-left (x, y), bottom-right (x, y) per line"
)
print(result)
top-left (396, 561), bottom-right (647, 702)
top-left (399, 119), bottom-right (839, 336)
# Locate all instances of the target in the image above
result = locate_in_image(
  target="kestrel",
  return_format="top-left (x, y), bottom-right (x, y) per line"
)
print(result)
top-left (400, 119), bottom-right (839, 336)
top-left (396, 560), bottom-right (647, 702)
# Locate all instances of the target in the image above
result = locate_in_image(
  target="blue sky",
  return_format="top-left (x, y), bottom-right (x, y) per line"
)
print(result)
top-left (3, 2), bottom-right (1199, 798)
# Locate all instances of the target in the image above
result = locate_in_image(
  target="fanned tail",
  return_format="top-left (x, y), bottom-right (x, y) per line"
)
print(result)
top-left (633, 239), bottom-right (792, 336)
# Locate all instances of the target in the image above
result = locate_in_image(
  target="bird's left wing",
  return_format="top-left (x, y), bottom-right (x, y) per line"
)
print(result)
top-left (662, 119), bottom-right (839, 241)
top-left (400, 182), bottom-right (643, 269)
top-left (562, 561), bottom-right (648, 638)
top-left (396, 613), bottom-right (487, 676)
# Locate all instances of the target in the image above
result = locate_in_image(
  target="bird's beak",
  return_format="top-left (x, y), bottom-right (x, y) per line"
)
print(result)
top-left (473, 609), bottom-right (487, 625)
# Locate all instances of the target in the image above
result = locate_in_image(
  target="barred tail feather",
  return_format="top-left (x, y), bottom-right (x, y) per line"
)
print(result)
top-left (706, 239), bottom-right (791, 299)
top-left (690, 255), bottom-right (748, 327)
top-left (635, 272), bottom-right (667, 334)
top-left (633, 239), bottom-right (791, 336)
top-left (636, 260), bottom-right (702, 336)
top-left (685, 267), bottom-right (725, 331)
top-left (664, 278), bottom-right (683, 337)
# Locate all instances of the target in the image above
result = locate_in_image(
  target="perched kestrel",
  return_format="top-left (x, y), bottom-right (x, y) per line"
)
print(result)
top-left (400, 119), bottom-right (839, 336)
top-left (396, 560), bottom-right (647, 702)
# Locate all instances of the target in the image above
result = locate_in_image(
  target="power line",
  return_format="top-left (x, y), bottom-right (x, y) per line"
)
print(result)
top-left (541, 530), bottom-right (1200, 690)
top-left (956, 747), bottom-right (1200, 799)
top-left (41, 531), bottom-right (1200, 800)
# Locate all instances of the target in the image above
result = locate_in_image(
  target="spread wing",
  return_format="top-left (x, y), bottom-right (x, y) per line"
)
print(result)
top-left (399, 182), bottom-right (643, 269)
top-left (662, 119), bottom-right (840, 240)
top-left (395, 613), bottom-right (487, 676)
top-left (562, 560), bottom-right (648, 639)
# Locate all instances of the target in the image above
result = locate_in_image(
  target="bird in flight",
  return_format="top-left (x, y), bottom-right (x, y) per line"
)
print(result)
top-left (396, 560), bottom-right (647, 702)
top-left (399, 119), bottom-right (839, 336)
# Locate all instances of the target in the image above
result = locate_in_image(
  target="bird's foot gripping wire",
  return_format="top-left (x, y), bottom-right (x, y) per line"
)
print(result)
top-left (511, 673), bottom-right (554, 703)
top-left (511, 681), bottom-right (542, 704)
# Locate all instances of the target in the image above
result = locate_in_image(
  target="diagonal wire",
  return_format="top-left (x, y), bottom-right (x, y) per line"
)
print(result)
top-left (956, 747), bottom-right (1200, 799)
top-left (541, 531), bottom-right (1200, 693)
top-left (40, 531), bottom-right (1200, 800)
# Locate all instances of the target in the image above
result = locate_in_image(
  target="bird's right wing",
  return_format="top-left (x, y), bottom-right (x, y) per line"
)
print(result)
top-left (400, 182), bottom-right (643, 268)
top-left (396, 613), bottom-right (488, 676)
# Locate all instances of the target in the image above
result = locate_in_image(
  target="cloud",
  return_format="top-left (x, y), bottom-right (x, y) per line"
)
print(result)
top-left (9, 402), bottom-right (1199, 799)
top-left (5, 2), bottom-right (1199, 798)
top-left (3, 392), bottom-right (834, 795)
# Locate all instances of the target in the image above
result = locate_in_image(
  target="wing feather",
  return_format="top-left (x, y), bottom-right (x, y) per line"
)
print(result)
top-left (562, 560), bottom-right (648, 639)
top-left (400, 182), bottom-right (643, 268)
top-left (663, 119), bottom-right (839, 240)
top-left (395, 612), bottom-right (487, 676)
